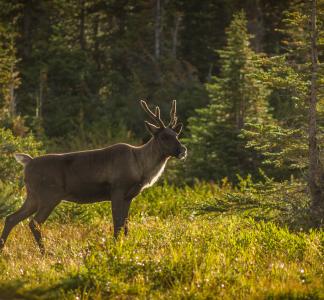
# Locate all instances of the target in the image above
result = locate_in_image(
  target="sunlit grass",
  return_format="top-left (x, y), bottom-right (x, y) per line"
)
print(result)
top-left (0, 183), bottom-right (323, 299)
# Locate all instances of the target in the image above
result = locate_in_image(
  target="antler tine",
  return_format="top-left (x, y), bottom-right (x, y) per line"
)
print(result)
top-left (140, 100), bottom-right (165, 127)
top-left (140, 100), bottom-right (155, 119)
top-left (154, 106), bottom-right (166, 127)
top-left (168, 100), bottom-right (177, 127)
top-left (155, 106), bottom-right (160, 118)
top-left (172, 116), bottom-right (178, 127)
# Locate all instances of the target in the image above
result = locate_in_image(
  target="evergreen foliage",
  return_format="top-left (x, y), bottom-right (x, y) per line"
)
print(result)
top-left (243, 1), bottom-right (324, 174)
top-left (0, 128), bottom-right (43, 219)
top-left (0, 128), bottom-right (43, 182)
top-left (0, 0), bottom-right (292, 139)
top-left (184, 11), bottom-right (273, 181)
top-left (0, 2), bottom-right (324, 296)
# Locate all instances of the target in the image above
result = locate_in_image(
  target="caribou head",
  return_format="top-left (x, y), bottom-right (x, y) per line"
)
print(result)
top-left (140, 100), bottom-right (187, 160)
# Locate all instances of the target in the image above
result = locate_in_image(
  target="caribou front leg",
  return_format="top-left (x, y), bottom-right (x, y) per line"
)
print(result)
top-left (111, 191), bottom-right (132, 238)
top-left (123, 183), bottom-right (143, 235)
top-left (111, 184), bottom-right (142, 238)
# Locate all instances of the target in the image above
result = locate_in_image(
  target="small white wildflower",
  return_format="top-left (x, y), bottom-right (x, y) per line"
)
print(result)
top-left (221, 284), bottom-right (225, 288)
top-left (300, 269), bottom-right (305, 273)
top-left (279, 263), bottom-right (284, 269)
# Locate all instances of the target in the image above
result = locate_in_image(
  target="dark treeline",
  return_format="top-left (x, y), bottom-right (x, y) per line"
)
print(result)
top-left (1, 0), bottom-right (289, 137)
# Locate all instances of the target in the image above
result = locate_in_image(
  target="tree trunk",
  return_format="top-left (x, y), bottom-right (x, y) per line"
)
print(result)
top-left (79, 0), bottom-right (86, 50)
top-left (171, 13), bottom-right (182, 59)
top-left (154, 0), bottom-right (161, 60)
top-left (207, 63), bottom-right (213, 82)
top-left (37, 68), bottom-right (47, 120)
top-left (93, 14), bottom-right (100, 70)
top-left (22, 2), bottom-right (32, 59)
top-left (309, 0), bottom-right (323, 225)
top-left (9, 64), bottom-right (16, 117)
top-left (247, 0), bottom-right (264, 52)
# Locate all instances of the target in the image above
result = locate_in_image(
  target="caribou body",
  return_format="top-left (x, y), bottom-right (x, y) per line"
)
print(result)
top-left (0, 100), bottom-right (187, 254)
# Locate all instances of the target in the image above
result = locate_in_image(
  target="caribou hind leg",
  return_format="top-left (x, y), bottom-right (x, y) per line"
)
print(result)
top-left (0, 196), bottom-right (37, 251)
top-left (29, 200), bottom-right (59, 255)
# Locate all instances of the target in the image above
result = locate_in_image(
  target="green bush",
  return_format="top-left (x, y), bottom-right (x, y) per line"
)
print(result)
top-left (0, 128), bottom-right (43, 217)
top-left (196, 172), bottom-right (310, 229)
top-left (0, 180), bottom-right (23, 218)
top-left (0, 128), bottom-right (43, 183)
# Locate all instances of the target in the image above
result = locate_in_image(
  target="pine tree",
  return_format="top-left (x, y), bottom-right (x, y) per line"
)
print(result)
top-left (307, 0), bottom-right (323, 222)
top-left (184, 11), bottom-right (272, 182)
top-left (243, 1), bottom-right (324, 168)
top-left (0, 1), bottom-right (28, 135)
top-left (242, 0), bottom-right (324, 224)
top-left (0, 27), bottom-right (19, 120)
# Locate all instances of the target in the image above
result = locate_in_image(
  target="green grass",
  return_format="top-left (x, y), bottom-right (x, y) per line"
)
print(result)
top-left (0, 183), bottom-right (323, 299)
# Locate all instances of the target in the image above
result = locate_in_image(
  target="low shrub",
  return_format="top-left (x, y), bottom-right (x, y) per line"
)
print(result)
top-left (196, 172), bottom-right (310, 229)
top-left (0, 128), bottom-right (43, 182)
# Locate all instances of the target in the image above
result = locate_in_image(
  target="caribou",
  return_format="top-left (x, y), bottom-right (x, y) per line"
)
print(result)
top-left (0, 100), bottom-right (187, 254)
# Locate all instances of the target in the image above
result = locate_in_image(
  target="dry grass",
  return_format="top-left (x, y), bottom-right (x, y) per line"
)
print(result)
top-left (0, 183), bottom-right (323, 299)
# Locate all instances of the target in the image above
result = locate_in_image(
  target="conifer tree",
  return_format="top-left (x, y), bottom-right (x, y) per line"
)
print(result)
top-left (0, 29), bottom-right (19, 120)
top-left (184, 11), bottom-right (272, 181)
top-left (0, 1), bottom-right (25, 134)
top-left (242, 0), bottom-right (324, 224)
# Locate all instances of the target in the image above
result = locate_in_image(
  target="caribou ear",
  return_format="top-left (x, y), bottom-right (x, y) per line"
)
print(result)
top-left (145, 121), bottom-right (160, 135)
top-left (173, 122), bottom-right (183, 135)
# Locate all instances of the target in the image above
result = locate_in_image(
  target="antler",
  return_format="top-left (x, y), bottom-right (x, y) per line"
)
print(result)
top-left (140, 100), bottom-right (165, 128)
top-left (168, 100), bottom-right (177, 128)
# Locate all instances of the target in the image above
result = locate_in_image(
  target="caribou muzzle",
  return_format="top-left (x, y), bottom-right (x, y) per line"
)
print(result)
top-left (177, 145), bottom-right (187, 160)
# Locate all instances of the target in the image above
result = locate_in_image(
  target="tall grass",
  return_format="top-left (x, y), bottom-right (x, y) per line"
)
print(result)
top-left (0, 182), bottom-right (323, 299)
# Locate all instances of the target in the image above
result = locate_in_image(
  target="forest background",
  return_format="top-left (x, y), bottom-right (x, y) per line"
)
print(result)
top-left (0, 1), bottom-right (323, 298)
top-left (1, 0), bottom-right (323, 221)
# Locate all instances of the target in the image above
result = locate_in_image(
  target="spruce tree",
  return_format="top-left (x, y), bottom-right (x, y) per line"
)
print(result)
top-left (242, 0), bottom-right (324, 224)
top-left (184, 11), bottom-right (272, 182)
top-left (0, 1), bottom-right (26, 135)
top-left (243, 1), bottom-right (324, 171)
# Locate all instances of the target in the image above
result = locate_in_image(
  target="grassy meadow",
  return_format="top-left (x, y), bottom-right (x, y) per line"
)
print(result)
top-left (0, 183), bottom-right (323, 299)
top-left (0, 1), bottom-right (323, 299)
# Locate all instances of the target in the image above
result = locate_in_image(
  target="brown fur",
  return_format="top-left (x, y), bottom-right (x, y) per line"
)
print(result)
top-left (0, 100), bottom-right (187, 254)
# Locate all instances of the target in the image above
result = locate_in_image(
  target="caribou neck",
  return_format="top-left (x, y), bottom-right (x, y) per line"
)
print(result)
top-left (136, 137), bottom-right (168, 176)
